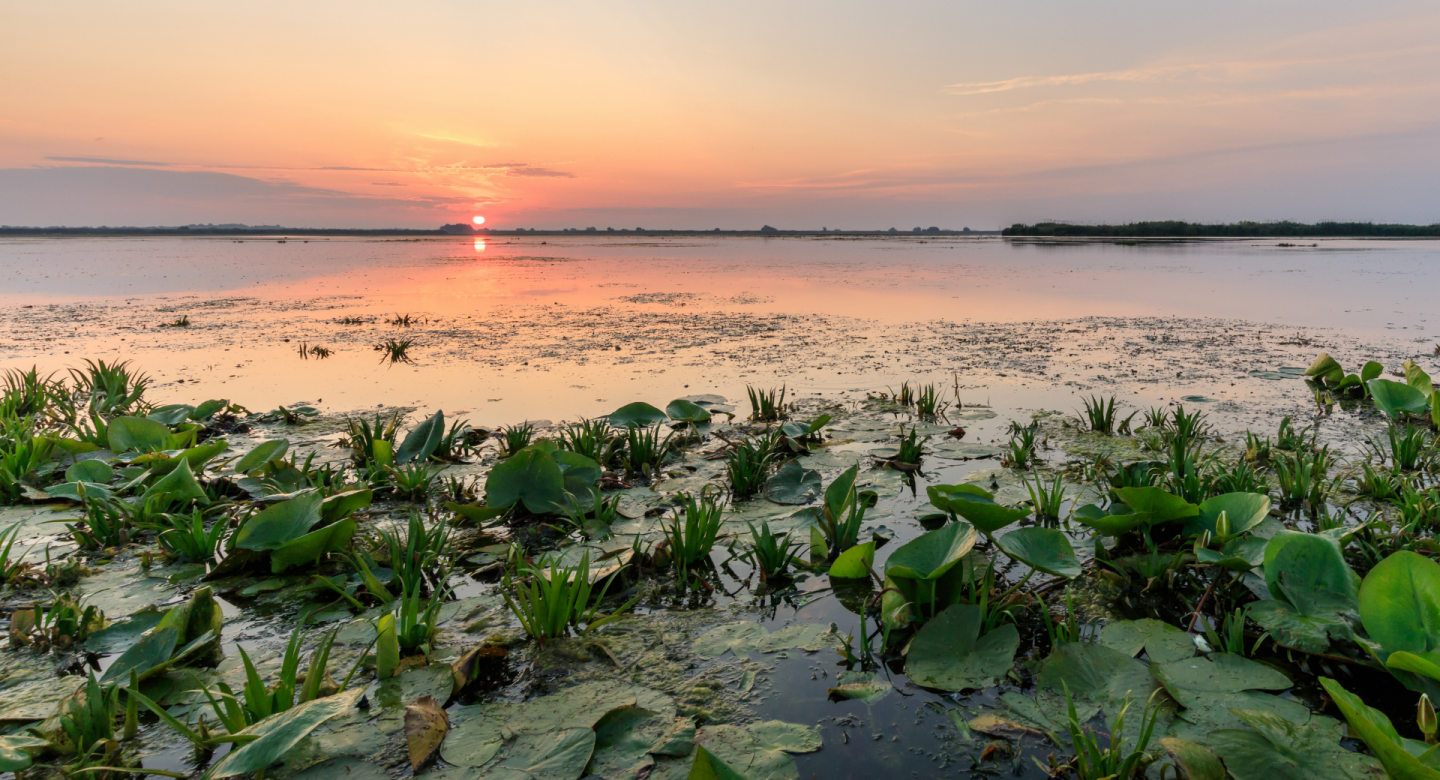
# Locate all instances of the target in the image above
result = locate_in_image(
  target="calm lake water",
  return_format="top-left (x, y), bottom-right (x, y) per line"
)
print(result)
top-left (1, 234), bottom-right (1435, 423)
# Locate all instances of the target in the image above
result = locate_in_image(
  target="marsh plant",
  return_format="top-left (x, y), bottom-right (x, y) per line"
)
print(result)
top-left (386, 461), bottom-right (442, 500)
top-left (914, 383), bottom-right (949, 420)
top-left (742, 520), bottom-right (803, 582)
top-left (1274, 445), bottom-right (1335, 510)
top-left (558, 417), bottom-right (620, 466)
top-left (726, 433), bottom-right (777, 497)
top-left (560, 490), bottom-right (622, 539)
top-left (894, 425), bottom-right (928, 465)
top-left (1378, 424), bottom-right (1433, 472)
top-left (386, 313), bottom-right (417, 327)
top-left (69, 497), bottom-right (134, 550)
top-left (1002, 420), bottom-right (1039, 469)
top-left (1274, 415), bottom-right (1311, 452)
top-left (1209, 458), bottom-right (1265, 495)
top-left (621, 423), bottom-right (674, 479)
top-left (151, 509), bottom-right (228, 563)
top-left (502, 553), bottom-right (636, 645)
top-left (663, 489), bottom-right (726, 570)
top-left (1353, 461), bottom-right (1403, 502)
top-left (1022, 471), bottom-right (1066, 521)
top-left (1244, 430), bottom-right (1273, 465)
top-left (1060, 686), bottom-right (1162, 780)
top-left (196, 619), bottom-right (343, 732)
top-left (496, 422), bottom-right (536, 458)
top-left (297, 342), bottom-right (332, 360)
top-left (70, 359), bottom-right (150, 418)
top-left (376, 337), bottom-right (416, 364)
top-left (342, 412), bottom-right (400, 467)
top-left (815, 465), bottom-right (872, 555)
top-left (1078, 395), bottom-right (1134, 435)
top-left (890, 381), bottom-right (916, 407)
top-left (747, 384), bottom-right (788, 422)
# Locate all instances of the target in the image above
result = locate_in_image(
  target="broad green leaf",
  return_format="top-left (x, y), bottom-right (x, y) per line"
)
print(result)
top-left (693, 623), bottom-right (769, 659)
top-left (1072, 503), bottom-right (1150, 536)
top-left (64, 460), bottom-right (112, 484)
top-left (233, 492), bottom-right (325, 551)
top-left (666, 399), bottom-right (712, 425)
top-left (396, 410), bottom-right (444, 464)
top-left (1208, 708), bottom-right (1386, 780)
top-left (1360, 551), bottom-right (1440, 662)
top-left (553, 449), bottom-right (602, 484)
top-left (320, 488), bottom-right (372, 523)
top-left (766, 462), bottom-right (822, 505)
top-left (107, 416), bottom-right (173, 453)
top-left (828, 542), bottom-right (874, 579)
top-left (140, 458), bottom-right (208, 507)
top-left (100, 626), bottom-right (178, 684)
top-left (1263, 530), bottom-right (1358, 606)
top-left (884, 522), bottom-right (978, 582)
top-left (192, 399), bottom-right (228, 420)
top-left (1185, 492), bottom-right (1271, 537)
top-left (1113, 486), bottom-right (1198, 524)
top-left (1159, 738), bottom-right (1226, 780)
top-left (1361, 361), bottom-right (1384, 386)
top-left (588, 706), bottom-right (668, 780)
top-left (609, 402), bottom-right (668, 427)
top-left (693, 720), bottom-right (820, 780)
top-left (995, 527), bottom-right (1080, 578)
top-left (905, 604), bottom-right (1018, 691)
top-left (147, 404), bottom-right (196, 425)
top-left (235, 439), bottom-right (289, 474)
top-left (204, 693), bottom-right (356, 778)
top-left (485, 446), bottom-right (565, 514)
top-left (1406, 360), bottom-right (1435, 399)
top-left (1196, 536), bottom-right (1267, 571)
top-left (689, 745), bottom-right (748, 780)
top-left (447, 502), bottom-right (506, 525)
top-left (0, 735), bottom-right (48, 772)
top-left (1370, 378), bottom-right (1431, 418)
top-left (927, 484), bottom-right (1028, 533)
top-left (270, 518), bottom-right (357, 573)
top-left (823, 466), bottom-right (860, 518)
top-left (376, 614), bottom-right (399, 679)
top-left (1037, 642), bottom-right (1159, 715)
top-left (1304, 353), bottom-right (1343, 380)
top-left (1320, 677), bottom-right (1440, 780)
top-left (1099, 619), bottom-right (1195, 664)
top-left (1150, 653), bottom-right (1303, 730)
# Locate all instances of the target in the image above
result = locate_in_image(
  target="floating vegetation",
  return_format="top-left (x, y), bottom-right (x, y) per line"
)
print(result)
top-left (376, 337), bottom-right (416, 364)
top-left (159, 314), bottom-right (191, 327)
top-left (297, 342), bottom-right (332, 359)
top-left (746, 384), bottom-right (787, 422)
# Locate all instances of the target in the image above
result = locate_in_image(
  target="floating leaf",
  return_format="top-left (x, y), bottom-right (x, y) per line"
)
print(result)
top-left (64, 460), bottom-right (112, 484)
top-left (1159, 738), bottom-right (1226, 780)
top-left (233, 492), bottom-right (326, 551)
top-left (0, 734), bottom-right (49, 772)
top-left (695, 721), bottom-right (820, 780)
top-left (234, 439), bottom-right (290, 474)
top-left (108, 416), bottom-right (173, 453)
top-left (1099, 619), bottom-right (1196, 664)
top-left (884, 522), bottom-right (978, 582)
top-left (905, 604), bottom-right (1018, 691)
top-left (1150, 653), bottom-right (1304, 729)
top-left (690, 744), bottom-right (749, 780)
top-left (609, 402), bottom-right (668, 428)
top-left (1185, 492), bottom-right (1271, 537)
top-left (1208, 707), bottom-right (1387, 780)
top-left (765, 462), bottom-right (821, 505)
top-left (205, 693), bottom-right (356, 778)
top-left (828, 542), bottom-right (874, 579)
top-left (396, 410), bottom-right (445, 465)
top-left (485, 446), bottom-right (566, 514)
top-left (927, 484), bottom-right (1028, 533)
top-left (404, 695), bottom-right (450, 772)
top-left (270, 518), bottom-right (357, 573)
top-left (995, 527), bottom-right (1081, 578)
top-left (666, 399), bottom-right (712, 425)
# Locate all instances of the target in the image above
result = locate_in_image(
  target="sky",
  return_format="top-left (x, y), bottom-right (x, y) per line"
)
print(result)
top-left (4, 0), bottom-right (1440, 230)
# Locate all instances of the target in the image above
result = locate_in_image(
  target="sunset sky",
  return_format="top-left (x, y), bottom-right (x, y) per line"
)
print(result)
top-left (4, 0), bottom-right (1440, 229)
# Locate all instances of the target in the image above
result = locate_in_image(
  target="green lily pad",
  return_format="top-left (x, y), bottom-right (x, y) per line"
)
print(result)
top-left (1185, 492), bottom-right (1271, 537)
top-left (905, 604), bottom-right (1019, 691)
top-left (1208, 707), bottom-right (1386, 780)
top-left (1150, 653), bottom-right (1305, 729)
top-left (693, 721), bottom-right (821, 780)
top-left (884, 522), bottom-right (978, 582)
top-left (995, 527), bottom-right (1081, 578)
top-left (234, 439), bottom-right (290, 474)
top-left (207, 692), bottom-right (356, 778)
top-left (1099, 619), bottom-right (1195, 664)
top-left (926, 485), bottom-right (1028, 534)
top-left (828, 542), bottom-right (874, 579)
top-left (64, 460), bottom-right (113, 484)
top-left (233, 492), bottom-right (326, 551)
top-left (608, 402), bottom-right (668, 428)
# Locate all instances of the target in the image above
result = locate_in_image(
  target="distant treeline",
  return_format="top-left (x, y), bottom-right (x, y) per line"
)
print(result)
top-left (1003, 221), bottom-right (1440, 238)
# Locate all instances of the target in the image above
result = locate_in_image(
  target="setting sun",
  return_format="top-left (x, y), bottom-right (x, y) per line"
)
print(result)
top-left (473, 216), bottom-right (485, 225)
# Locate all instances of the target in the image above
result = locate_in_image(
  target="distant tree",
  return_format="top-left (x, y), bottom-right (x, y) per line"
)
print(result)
top-left (760, 225), bottom-right (778, 233)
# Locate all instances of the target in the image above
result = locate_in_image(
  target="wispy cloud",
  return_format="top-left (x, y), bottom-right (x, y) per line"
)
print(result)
top-left (943, 45), bottom-right (1440, 96)
top-left (46, 155), bottom-right (172, 166)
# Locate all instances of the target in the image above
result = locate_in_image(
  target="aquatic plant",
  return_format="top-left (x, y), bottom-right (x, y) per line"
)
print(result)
top-left (376, 337), bottom-right (416, 364)
top-left (1353, 461), bottom-right (1403, 502)
top-left (1060, 685), bottom-right (1162, 780)
top-left (497, 422), bottom-right (536, 458)
top-left (0, 432), bottom-right (54, 505)
top-left (890, 381), bottom-right (916, 407)
top-left (1274, 415), bottom-right (1310, 452)
top-left (268, 403), bottom-right (319, 425)
top-left (162, 314), bottom-right (191, 327)
top-left (347, 512), bottom-right (451, 601)
top-left (56, 671), bottom-right (121, 762)
top-left (69, 497), bottom-right (133, 550)
top-left (1201, 608), bottom-right (1257, 656)
top-left (1243, 430), bottom-right (1272, 465)
top-left (387, 313), bottom-right (417, 327)
top-left (502, 553), bottom-right (636, 645)
top-left (341, 411), bottom-right (400, 466)
top-left (1166, 404), bottom-right (1210, 447)
top-left (386, 461), bottom-right (442, 500)
top-left (775, 414), bottom-right (832, 454)
top-left (1078, 395), bottom-right (1128, 435)
top-left (914, 383), bottom-right (948, 420)
top-left (747, 384), bottom-right (787, 422)
top-left (1397, 484), bottom-right (1440, 532)
top-left (151, 508), bottom-right (228, 563)
top-left (616, 423), bottom-right (671, 480)
top-left (815, 466), bottom-right (873, 555)
top-left (1140, 406), bottom-right (1168, 431)
top-left (557, 417), bottom-right (619, 465)
top-left (69, 359), bottom-right (151, 418)
top-left (663, 489), bottom-right (726, 570)
top-left (1273, 445), bottom-right (1334, 510)
top-left (393, 580), bottom-right (448, 654)
top-left (197, 620), bottom-right (341, 732)
top-left (1039, 589), bottom-right (1089, 647)
top-left (1, 367), bottom-right (57, 419)
top-left (1381, 424), bottom-right (1433, 472)
top-left (1002, 420), bottom-right (1039, 469)
top-left (742, 520), bottom-right (803, 582)
top-left (1021, 471), bottom-right (1066, 521)
top-left (1208, 458), bottom-right (1265, 495)
top-left (297, 342), bottom-right (332, 359)
top-left (893, 425), bottom-right (927, 465)
top-left (560, 490), bottom-right (622, 539)
top-left (726, 433), bottom-right (777, 498)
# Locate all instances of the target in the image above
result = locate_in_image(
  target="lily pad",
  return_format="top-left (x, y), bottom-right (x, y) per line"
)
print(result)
top-left (884, 522), bottom-right (978, 582)
top-left (1150, 653), bottom-right (1305, 729)
top-left (1207, 707), bottom-right (1385, 780)
top-left (995, 527), bottom-right (1081, 578)
top-left (207, 692), bottom-right (358, 778)
top-left (693, 721), bottom-right (821, 780)
top-left (764, 462), bottom-right (821, 505)
top-left (905, 604), bottom-right (1019, 691)
top-left (1099, 619), bottom-right (1196, 664)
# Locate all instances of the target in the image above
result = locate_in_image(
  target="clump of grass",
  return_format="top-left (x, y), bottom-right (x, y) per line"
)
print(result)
top-left (497, 422), bottom-right (536, 458)
top-left (894, 425), bottom-right (927, 465)
top-left (1141, 406), bottom-right (1168, 430)
top-left (69, 359), bottom-right (150, 417)
top-left (386, 462), bottom-right (442, 501)
top-left (560, 491), bottom-right (622, 538)
top-left (1274, 445), bottom-right (1335, 510)
top-left (1244, 430), bottom-right (1273, 464)
top-left (726, 433), bottom-right (777, 497)
top-left (341, 411), bottom-right (400, 466)
top-left (1353, 461), bottom-right (1402, 502)
top-left (1380, 425), bottom-right (1433, 472)
top-left (1398, 483), bottom-right (1440, 532)
top-left (1078, 395), bottom-right (1126, 435)
top-left (268, 403), bottom-right (319, 425)
top-left (1002, 420), bottom-right (1039, 469)
top-left (194, 619), bottom-right (344, 732)
top-left (160, 315), bottom-right (190, 327)
top-left (0, 432), bottom-right (55, 505)
top-left (503, 553), bottom-right (636, 645)
top-left (663, 489), bottom-right (725, 570)
top-left (915, 383), bottom-right (949, 420)
top-left (150, 509), bottom-right (228, 563)
top-left (558, 418), bottom-right (620, 465)
top-left (376, 338), bottom-right (416, 364)
top-left (741, 520), bottom-right (803, 582)
top-left (621, 423), bottom-right (673, 478)
top-left (1, 367), bottom-right (57, 418)
top-left (298, 342), bottom-right (332, 359)
top-left (1209, 458), bottom-right (1265, 495)
top-left (889, 381), bottom-right (916, 407)
top-left (747, 385), bottom-right (787, 422)
top-left (337, 316), bottom-right (368, 325)
top-left (1058, 685), bottom-right (1162, 780)
top-left (1022, 471), bottom-right (1066, 521)
top-left (1275, 415), bottom-right (1311, 451)
top-left (387, 313), bottom-right (417, 327)
top-left (68, 497), bottom-right (133, 550)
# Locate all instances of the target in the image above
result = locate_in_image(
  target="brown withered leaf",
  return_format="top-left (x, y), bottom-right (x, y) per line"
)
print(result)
top-left (405, 695), bottom-right (450, 772)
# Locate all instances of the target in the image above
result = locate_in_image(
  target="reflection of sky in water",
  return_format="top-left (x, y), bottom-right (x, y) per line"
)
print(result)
top-left (0, 235), bottom-right (1432, 422)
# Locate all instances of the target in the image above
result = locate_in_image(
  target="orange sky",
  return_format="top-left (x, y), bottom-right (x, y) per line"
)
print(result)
top-left (4, 1), bottom-right (1440, 228)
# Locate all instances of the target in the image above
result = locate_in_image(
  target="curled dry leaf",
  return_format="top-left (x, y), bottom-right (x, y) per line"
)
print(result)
top-left (405, 695), bottom-right (450, 772)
